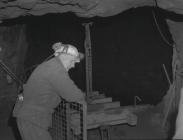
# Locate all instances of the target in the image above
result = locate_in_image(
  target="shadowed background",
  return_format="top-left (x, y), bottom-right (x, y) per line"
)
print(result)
top-left (23, 7), bottom-right (173, 106)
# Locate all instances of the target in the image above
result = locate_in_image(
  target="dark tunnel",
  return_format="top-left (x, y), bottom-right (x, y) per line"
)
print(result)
top-left (1, 6), bottom-right (174, 106)
top-left (0, 6), bottom-right (180, 140)
top-left (21, 6), bottom-right (173, 106)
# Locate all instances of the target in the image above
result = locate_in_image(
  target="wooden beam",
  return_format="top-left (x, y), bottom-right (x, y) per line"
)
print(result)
top-left (89, 93), bottom-right (105, 100)
top-left (87, 117), bottom-right (137, 129)
top-left (90, 97), bottom-right (112, 104)
top-left (88, 101), bottom-right (120, 112)
top-left (87, 107), bottom-right (137, 129)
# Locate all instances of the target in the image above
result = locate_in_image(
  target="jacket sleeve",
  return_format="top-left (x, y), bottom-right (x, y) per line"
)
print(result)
top-left (48, 69), bottom-right (86, 103)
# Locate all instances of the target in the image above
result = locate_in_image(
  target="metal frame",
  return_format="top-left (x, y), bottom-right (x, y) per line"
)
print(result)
top-left (50, 99), bottom-right (87, 140)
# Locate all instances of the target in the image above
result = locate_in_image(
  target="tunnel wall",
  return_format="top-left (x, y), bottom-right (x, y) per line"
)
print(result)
top-left (24, 7), bottom-right (172, 105)
top-left (0, 24), bottom-right (27, 122)
top-left (0, 7), bottom-right (177, 123)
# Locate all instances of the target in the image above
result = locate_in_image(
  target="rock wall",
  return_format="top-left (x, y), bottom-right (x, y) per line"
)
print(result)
top-left (1, 0), bottom-right (183, 22)
top-left (0, 24), bottom-right (27, 122)
top-left (167, 20), bottom-right (183, 108)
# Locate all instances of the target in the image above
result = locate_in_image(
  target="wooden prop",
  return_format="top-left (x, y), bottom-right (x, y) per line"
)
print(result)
top-left (82, 22), bottom-right (93, 100)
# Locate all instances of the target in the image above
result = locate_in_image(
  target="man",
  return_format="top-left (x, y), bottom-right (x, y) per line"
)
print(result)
top-left (13, 42), bottom-right (86, 140)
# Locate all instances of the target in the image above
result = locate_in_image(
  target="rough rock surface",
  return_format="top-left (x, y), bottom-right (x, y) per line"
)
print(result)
top-left (1, 0), bottom-right (181, 22)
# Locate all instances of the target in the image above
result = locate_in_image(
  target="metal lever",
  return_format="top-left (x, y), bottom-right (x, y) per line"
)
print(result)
top-left (0, 59), bottom-right (23, 93)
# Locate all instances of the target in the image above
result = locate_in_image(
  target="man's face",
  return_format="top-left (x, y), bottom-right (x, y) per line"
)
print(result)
top-left (68, 57), bottom-right (80, 69)
top-left (61, 55), bottom-right (80, 71)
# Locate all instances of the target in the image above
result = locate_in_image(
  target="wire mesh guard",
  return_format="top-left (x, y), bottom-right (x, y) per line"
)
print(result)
top-left (50, 99), bottom-right (87, 140)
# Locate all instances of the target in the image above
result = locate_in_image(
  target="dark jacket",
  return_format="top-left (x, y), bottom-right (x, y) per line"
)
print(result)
top-left (13, 57), bottom-right (85, 128)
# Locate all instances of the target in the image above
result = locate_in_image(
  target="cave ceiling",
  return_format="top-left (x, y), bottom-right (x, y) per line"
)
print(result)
top-left (0, 0), bottom-right (183, 23)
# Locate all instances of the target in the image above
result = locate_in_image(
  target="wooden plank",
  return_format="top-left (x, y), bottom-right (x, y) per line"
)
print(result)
top-left (86, 108), bottom-right (137, 129)
top-left (119, 104), bottom-right (151, 113)
top-left (91, 91), bottom-right (100, 95)
top-left (71, 107), bottom-right (138, 131)
top-left (87, 107), bottom-right (137, 128)
top-left (87, 101), bottom-right (120, 112)
top-left (90, 97), bottom-right (112, 104)
top-left (89, 94), bottom-right (105, 100)
top-left (87, 117), bottom-right (137, 129)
